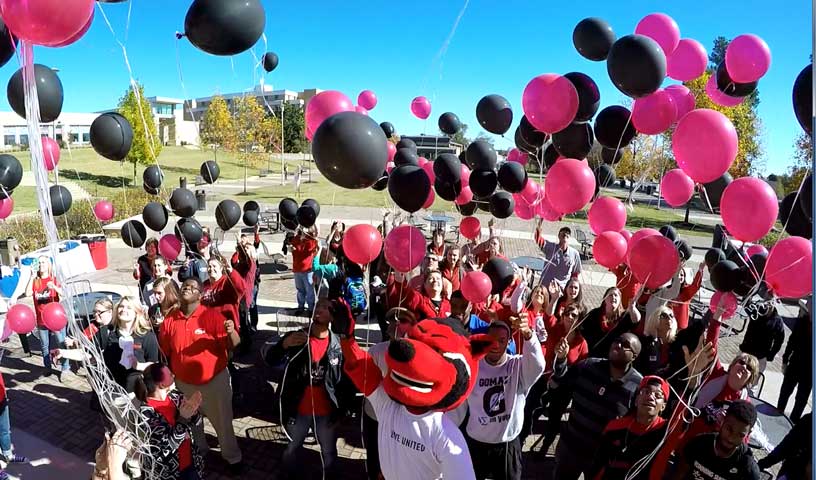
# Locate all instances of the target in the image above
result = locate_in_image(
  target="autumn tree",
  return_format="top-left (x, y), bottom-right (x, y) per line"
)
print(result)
top-left (118, 82), bottom-right (162, 183)
top-left (199, 95), bottom-right (234, 162)
top-left (232, 96), bottom-right (280, 192)
top-left (782, 131), bottom-right (813, 194)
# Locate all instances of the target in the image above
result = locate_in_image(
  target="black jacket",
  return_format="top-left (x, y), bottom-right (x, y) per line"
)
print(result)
top-left (757, 413), bottom-right (811, 477)
top-left (739, 309), bottom-right (785, 361)
top-left (582, 308), bottom-right (637, 358)
top-left (265, 329), bottom-right (351, 423)
top-left (783, 315), bottom-right (812, 376)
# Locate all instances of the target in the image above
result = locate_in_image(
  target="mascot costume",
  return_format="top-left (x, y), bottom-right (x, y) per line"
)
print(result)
top-left (331, 301), bottom-right (494, 480)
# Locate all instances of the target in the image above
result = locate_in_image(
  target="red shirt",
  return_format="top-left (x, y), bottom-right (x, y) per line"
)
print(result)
top-left (32, 276), bottom-right (59, 327)
top-left (512, 309), bottom-right (555, 354)
top-left (671, 270), bottom-right (703, 330)
top-left (613, 265), bottom-right (641, 309)
top-left (543, 323), bottom-right (588, 378)
top-left (147, 396), bottom-right (193, 471)
top-left (440, 264), bottom-right (461, 293)
top-left (159, 305), bottom-right (230, 385)
top-left (83, 323), bottom-right (99, 339)
top-left (297, 336), bottom-right (333, 416)
top-left (290, 235), bottom-right (318, 273)
top-left (202, 270), bottom-right (245, 332)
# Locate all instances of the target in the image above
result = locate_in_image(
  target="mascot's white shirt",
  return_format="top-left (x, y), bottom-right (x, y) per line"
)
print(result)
top-left (368, 384), bottom-right (476, 480)
top-left (449, 335), bottom-right (546, 443)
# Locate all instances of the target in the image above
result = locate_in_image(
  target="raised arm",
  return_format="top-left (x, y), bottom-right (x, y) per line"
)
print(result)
top-left (331, 300), bottom-right (382, 396)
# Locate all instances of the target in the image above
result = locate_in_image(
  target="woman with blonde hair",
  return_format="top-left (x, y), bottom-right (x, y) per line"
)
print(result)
top-left (581, 285), bottom-right (643, 358)
top-left (148, 277), bottom-right (181, 333)
top-left (636, 305), bottom-right (678, 376)
top-left (102, 296), bottom-right (160, 391)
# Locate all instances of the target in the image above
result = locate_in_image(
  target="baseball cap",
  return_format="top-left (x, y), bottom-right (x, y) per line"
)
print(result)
top-left (639, 375), bottom-right (669, 400)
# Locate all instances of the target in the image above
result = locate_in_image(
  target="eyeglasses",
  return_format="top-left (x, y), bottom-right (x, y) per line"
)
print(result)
top-left (94, 309), bottom-right (110, 317)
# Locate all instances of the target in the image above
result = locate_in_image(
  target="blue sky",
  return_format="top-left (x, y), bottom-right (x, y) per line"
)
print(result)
top-left (1, 0), bottom-right (810, 174)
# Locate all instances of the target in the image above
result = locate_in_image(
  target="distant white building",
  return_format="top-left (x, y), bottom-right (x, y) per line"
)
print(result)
top-left (183, 85), bottom-right (322, 121)
top-left (0, 111), bottom-right (98, 150)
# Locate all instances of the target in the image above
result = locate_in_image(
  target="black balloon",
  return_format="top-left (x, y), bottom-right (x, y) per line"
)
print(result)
top-left (564, 72), bottom-right (601, 122)
top-left (302, 198), bottom-right (320, 217)
top-left (675, 240), bottom-right (693, 262)
top-left (660, 225), bottom-right (678, 242)
top-left (313, 111), bottom-right (388, 189)
top-left (263, 52), bottom-right (279, 72)
top-left (175, 217), bottom-right (203, 247)
top-left (733, 267), bottom-right (756, 297)
top-left (121, 220), bottom-right (147, 248)
top-left (278, 198), bottom-right (297, 220)
top-left (0, 19), bottom-right (17, 69)
top-left (476, 94), bottom-right (513, 135)
top-left (144, 184), bottom-right (160, 195)
top-left (90, 112), bottom-right (133, 161)
top-left (606, 34), bottom-right (666, 98)
top-left (476, 199), bottom-right (492, 213)
top-left (458, 150), bottom-right (468, 165)
top-left (0, 188), bottom-right (11, 200)
top-left (553, 122), bottom-right (594, 159)
top-left (749, 252), bottom-right (768, 278)
top-left (215, 199), bottom-right (241, 231)
top-left (169, 188), bottom-right (197, 218)
top-left (434, 179), bottom-right (461, 202)
top-left (705, 248), bottom-right (726, 269)
top-left (497, 161), bottom-right (528, 193)
top-left (438, 112), bottom-right (462, 135)
top-left (601, 147), bottom-right (624, 165)
top-left (700, 173), bottom-right (732, 211)
top-left (595, 164), bottom-right (616, 189)
top-left (466, 140), bottom-right (497, 171)
top-left (573, 17), bottom-right (615, 61)
top-left (489, 191), bottom-right (515, 219)
top-left (397, 138), bottom-right (417, 152)
top-left (710, 260), bottom-right (741, 292)
top-left (542, 143), bottom-right (560, 170)
top-left (142, 202), bottom-right (169, 231)
top-left (715, 62), bottom-right (758, 98)
top-left (779, 192), bottom-right (812, 239)
top-left (482, 257), bottom-right (514, 295)
top-left (388, 165), bottom-right (431, 213)
top-left (469, 169), bottom-right (498, 198)
top-left (433, 153), bottom-right (461, 183)
top-left (514, 127), bottom-right (536, 154)
top-left (184, 0), bottom-right (265, 56)
top-left (7, 64), bottom-right (63, 123)
top-left (143, 165), bottom-right (164, 189)
top-left (200, 160), bottom-right (220, 183)
top-left (372, 172), bottom-right (388, 191)
top-left (296, 205), bottom-right (317, 227)
top-left (380, 122), bottom-right (396, 138)
top-left (594, 105), bottom-right (637, 149)
top-left (792, 64), bottom-right (812, 135)
top-left (243, 210), bottom-right (259, 227)
top-left (798, 174), bottom-right (812, 222)
top-left (456, 201), bottom-right (478, 216)
top-left (0, 154), bottom-right (22, 192)
top-left (243, 200), bottom-right (260, 213)
top-left (281, 217), bottom-right (297, 230)
top-left (519, 116), bottom-right (547, 147)
top-left (49, 184), bottom-right (72, 216)
top-left (394, 148), bottom-right (419, 167)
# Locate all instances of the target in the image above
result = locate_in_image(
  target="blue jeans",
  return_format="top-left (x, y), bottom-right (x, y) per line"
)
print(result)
top-left (282, 415), bottom-right (336, 475)
top-left (179, 467), bottom-right (201, 480)
top-left (293, 272), bottom-right (314, 310)
top-left (36, 327), bottom-right (68, 371)
top-left (0, 403), bottom-right (11, 456)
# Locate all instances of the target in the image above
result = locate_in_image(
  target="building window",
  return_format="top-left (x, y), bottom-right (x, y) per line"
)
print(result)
top-left (155, 104), bottom-right (175, 115)
top-left (19, 134), bottom-right (28, 146)
top-left (82, 133), bottom-right (90, 143)
top-left (70, 133), bottom-right (79, 143)
top-left (56, 134), bottom-right (63, 142)
top-left (3, 135), bottom-right (15, 146)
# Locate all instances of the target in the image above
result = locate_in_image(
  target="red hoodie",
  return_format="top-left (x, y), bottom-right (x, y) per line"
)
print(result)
top-left (203, 269), bottom-right (245, 331)
top-left (387, 275), bottom-right (451, 319)
top-left (290, 235), bottom-right (318, 273)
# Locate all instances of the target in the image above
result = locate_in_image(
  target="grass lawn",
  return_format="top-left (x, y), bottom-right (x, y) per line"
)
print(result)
top-left (567, 204), bottom-right (714, 237)
top-left (7, 186), bottom-right (39, 213)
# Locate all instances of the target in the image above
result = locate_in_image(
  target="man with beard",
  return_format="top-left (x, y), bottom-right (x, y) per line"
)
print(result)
top-left (550, 332), bottom-right (643, 480)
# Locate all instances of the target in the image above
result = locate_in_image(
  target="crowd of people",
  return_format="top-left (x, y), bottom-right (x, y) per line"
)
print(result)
top-left (0, 214), bottom-right (809, 480)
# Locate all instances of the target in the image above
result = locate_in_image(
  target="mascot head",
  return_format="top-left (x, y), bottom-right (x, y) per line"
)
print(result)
top-left (383, 317), bottom-right (493, 412)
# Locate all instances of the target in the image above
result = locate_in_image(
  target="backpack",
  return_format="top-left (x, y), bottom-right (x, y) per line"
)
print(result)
top-left (343, 276), bottom-right (367, 315)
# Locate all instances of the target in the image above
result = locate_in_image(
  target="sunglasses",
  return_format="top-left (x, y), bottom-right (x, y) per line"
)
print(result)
top-left (94, 309), bottom-right (111, 316)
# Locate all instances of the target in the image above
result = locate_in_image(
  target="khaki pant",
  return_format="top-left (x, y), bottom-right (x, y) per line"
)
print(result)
top-left (176, 368), bottom-right (242, 464)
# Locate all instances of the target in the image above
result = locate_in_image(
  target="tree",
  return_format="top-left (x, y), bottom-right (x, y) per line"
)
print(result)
top-left (199, 95), bottom-right (234, 162)
top-left (232, 96), bottom-right (279, 193)
top-left (782, 131), bottom-right (812, 194)
top-left (274, 103), bottom-right (307, 153)
top-left (118, 82), bottom-right (162, 183)
top-left (473, 132), bottom-right (495, 146)
top-left (450, 123), bottom-right (469, 148)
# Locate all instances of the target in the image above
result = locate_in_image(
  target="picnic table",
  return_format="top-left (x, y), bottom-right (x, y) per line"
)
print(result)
top-left (423, 213), bottom-right (456, 232)
top-left (511, 256), bottom-right (545, 287)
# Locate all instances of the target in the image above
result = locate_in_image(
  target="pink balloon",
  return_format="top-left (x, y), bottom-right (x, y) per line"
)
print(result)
top-left (629, 235), bottom-right (680, 289)
top-left (660, 169), bottom-right (695, 207)
top-left (41, 302), bottom-right (67, 332)
top-left (627, 228), bottom-right (661, 265)
top-left (354, 105), bottom-right (369, 116)
top-left (520, 180), bottom-right (542, 206)
top-left (514, 200), bottom-right (535, 220)
top-left (42, 136), bottom-right (60, 171)
top-left (93, 200), bottom-right (115, 222)
top-left (456, 186), bottom-right (473, 205)
top-left (619, 229), bottom-right (633, 243)
top-left (0, 197), bottom-right (13, 220)
top-left (0, 0), bottom-right (94, 46)
top-left (421, 161), bottom-right (436, 184)
top-left (305, 90), bottom-right (354, 139)
top-left (357, 90), bottom-right (378, 110)
top-left (544, 159), bottom-right (595, 214)
top-left (593, 231), bottom-right (629, 269)
top-left (159, 234), bottom-right (182, 260)
top-left (460, 216), bottom-right (481, 240)
top-left (664, 84), bottom-right (695, 121)
top-left (51, 8), bottom-right (93, 47)
top-left (385, 225), bottom-right (426, 272)
top-left (410, 96), bottom-right (431, 120)
top-left (725, 34), bottom-right (771, 83)
top-left (423, 188), bottom-right (435, 209)
top-left (704, 75), bottom-right (744, 107)
top-left (588, 196), bottom-right (627, 234)
top-left (7, 304), bottom-right (35, 334)
top-left (746, 244), bottom-right (768, 257)
top-left (632, 89), bottom-right (678, 135)
top-left (672, 109), bottom-right (738, 183)
top-left (522, 74), bottom-right (579, 134)
top-left (387, 142), bottom-right (397, 161)
top-left (635, 13), bottom-right (680, 55)
top-left (765, 236), bottom-right (812, 299)
top-left (460, 165), bottom-right (471, 187)
top-left (666, 38), bottom-right (707, 81)
top-left (507, 148), bottom-right (528, 165)
top-left (709, 291), bottom-right (738, 319)
top-left (536, 196), bottom-right (562, 222)
top-left (386, 162), bottom-right (395, 174)
top-left (343, 224), bottom-right (383, 265)
top-left (461, 271), bottom-right (493, 304)
top-left (720, 177), bottom-right (779, 242)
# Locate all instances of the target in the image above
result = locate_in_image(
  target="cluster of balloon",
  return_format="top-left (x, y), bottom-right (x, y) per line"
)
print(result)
top-left (142, 202), bottom-right (169, 231)
top-left (200, 160), bottom-right (220, 184)
top-left (433, 153), bottom-right (462, 202)
top-left (313, 111), bottom-right (388, 189)
top-left (184, 0), bottom-right (265, 56)
top-left (215, 199), bottom-right (241, 231)
top-left (90, 113), bottom-right (133, 161)
top-left (278, 198), bottom-right (298, 230)
top-left (476, 95), bottom-right (513, 135)
top-left (385, 225), bottom-right (426, 272)
top-left (169, 188), bottom-right (197, 218)
top-left (342, 223), bottom-right (383, 265)
top-left (0, 154), bottom-right (23, 198)
top-left (8, 64), bottom-right (64, 122)
top-left (438, 112), bottom-right (462, 135)
top-left (121, 219), bottom-right (148, 248)
top-left (263, 52), bottom-right (279, 73)
top-left (50, 185), bottom-right (72, 216)
top-left (296, 199), bottom-right (320, 228)
top-left (93, 200), bottom-right (114, 222)
top-left (143, 165), bottom-right (164, 195)
top-left (243, 201), bottom-right (260, 227)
